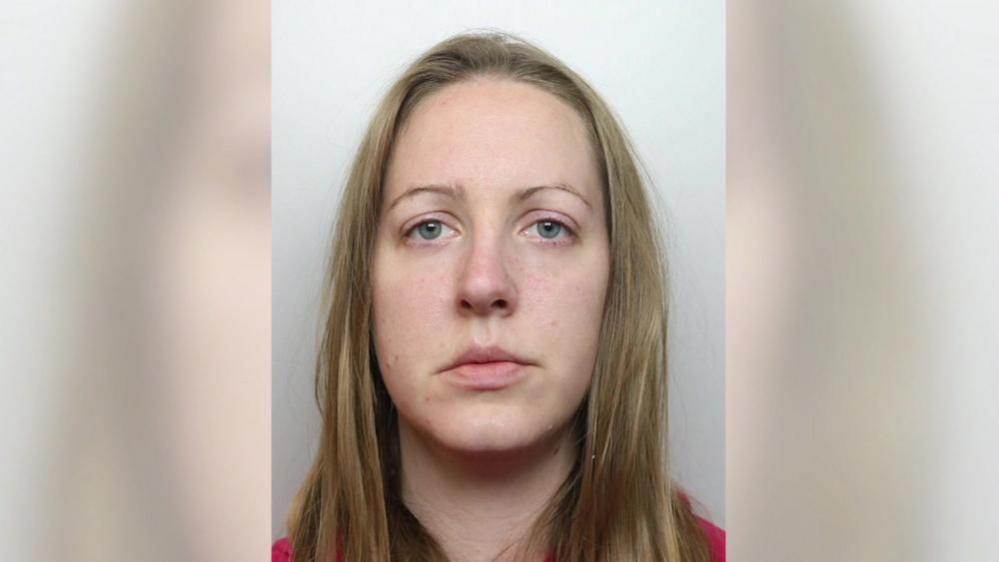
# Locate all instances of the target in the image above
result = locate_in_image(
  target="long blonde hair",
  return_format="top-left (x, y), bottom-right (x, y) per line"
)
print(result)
top-left (287, 31), bottom-right (712, 562)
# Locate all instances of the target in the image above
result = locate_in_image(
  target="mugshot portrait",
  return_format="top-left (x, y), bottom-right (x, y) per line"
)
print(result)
top-left (273, 4), bottom-right (723, 561)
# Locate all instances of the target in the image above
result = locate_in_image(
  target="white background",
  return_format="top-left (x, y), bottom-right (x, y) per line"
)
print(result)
top-left (272, 1), bottom-right (724, 538)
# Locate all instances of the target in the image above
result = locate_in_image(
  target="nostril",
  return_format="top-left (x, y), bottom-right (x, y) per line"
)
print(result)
top-left (457, 296), bottom-right (512, 313)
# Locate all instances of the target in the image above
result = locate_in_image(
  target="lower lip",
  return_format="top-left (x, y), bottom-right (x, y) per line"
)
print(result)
top-left (444, 361), bottom-right (528, 391)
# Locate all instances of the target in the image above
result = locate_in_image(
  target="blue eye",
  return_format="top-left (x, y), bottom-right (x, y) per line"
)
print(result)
top-left (534, 220), bottom-right (569, 240)
top-left (406, 220), bottom-right (455, 242)
top-left (416, 221), bottom-right (443, 240)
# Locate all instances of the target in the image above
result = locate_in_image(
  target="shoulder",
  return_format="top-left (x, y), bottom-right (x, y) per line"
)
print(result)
top-left (272, 536), bottom-right (347, 562)
top-left (272, 538), bottom-right (292, 562)
top-left (694, 516), bottom-right (726, 562)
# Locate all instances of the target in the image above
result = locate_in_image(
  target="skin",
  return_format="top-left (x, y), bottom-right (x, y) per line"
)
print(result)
top-left (372, 77), bottom-right (610, 561)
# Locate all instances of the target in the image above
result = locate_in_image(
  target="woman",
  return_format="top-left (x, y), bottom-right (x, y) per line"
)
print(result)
top-left (275, 31), bottom-right (724, 561)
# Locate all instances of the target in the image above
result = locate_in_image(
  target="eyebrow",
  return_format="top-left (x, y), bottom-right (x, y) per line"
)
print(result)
top-left (387, 184), bottom-right (464, 212)
top-left (517, 183), bottom-right (592, 209)
top-left (386, 182), bottom-right (592, 211)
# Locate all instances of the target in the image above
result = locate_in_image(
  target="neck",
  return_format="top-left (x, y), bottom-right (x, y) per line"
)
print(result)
top-left (397, 419), bottom-right (575, 562)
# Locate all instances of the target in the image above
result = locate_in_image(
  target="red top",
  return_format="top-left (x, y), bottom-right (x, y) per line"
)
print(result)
top-left (272, 516), bottom-right (725, 562)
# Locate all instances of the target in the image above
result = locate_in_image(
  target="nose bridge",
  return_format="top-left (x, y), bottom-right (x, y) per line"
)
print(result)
top-left (457, 220), bottom-right (516, 316)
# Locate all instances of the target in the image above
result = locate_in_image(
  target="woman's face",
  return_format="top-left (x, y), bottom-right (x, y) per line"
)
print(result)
top-left (372, 77), bottom-right (610, 458)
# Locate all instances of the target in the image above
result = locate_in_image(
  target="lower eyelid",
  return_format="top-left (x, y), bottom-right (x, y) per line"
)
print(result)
top-left (403, 219), bottom-right (459, 243)
top-left (524, 220), bottom-right (576, 240)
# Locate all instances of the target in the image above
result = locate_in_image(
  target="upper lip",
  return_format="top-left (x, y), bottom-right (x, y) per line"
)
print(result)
top-left (443, 345), bottom-right (533, 372)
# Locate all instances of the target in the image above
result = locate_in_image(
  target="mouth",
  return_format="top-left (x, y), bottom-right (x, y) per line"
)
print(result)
top-left (442, 345), bottom-right (534, 391)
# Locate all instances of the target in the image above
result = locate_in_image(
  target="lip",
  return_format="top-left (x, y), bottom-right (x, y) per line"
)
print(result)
top-left (441, 345), bottom-right (534, 391)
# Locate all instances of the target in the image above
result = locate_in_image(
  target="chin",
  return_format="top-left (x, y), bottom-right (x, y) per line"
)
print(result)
top-left (428, 405), bottom-right (563, 457)
top-left (441, 427), bottom-right (533, 455)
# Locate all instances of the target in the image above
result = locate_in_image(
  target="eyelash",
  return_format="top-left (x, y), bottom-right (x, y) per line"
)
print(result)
top-left (403, 219), bottom-right (457, 245)
top-left (402, 217), bottom-right (576, 246)
top-left (524, 218), bottom-right (576, 246)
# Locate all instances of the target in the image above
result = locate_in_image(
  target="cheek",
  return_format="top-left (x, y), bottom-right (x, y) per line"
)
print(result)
top-left (520, 254), bottom-right (609, 372)
top-left (522, 246), bottom-right (608, 320)
top-left (371, 254), bottom-right (453, 395)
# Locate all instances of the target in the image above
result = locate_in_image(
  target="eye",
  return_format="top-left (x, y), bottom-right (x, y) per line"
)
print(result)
top-left (524, 219), bottom-right (574, 243)
top-left (405, 219), bottom-right (456, 242)
top-left (536, 220), bottom-right (564, 239)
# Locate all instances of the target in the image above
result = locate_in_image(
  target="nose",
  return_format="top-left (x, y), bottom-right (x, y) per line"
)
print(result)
top-left (455, 233), bottom-right (518, 317)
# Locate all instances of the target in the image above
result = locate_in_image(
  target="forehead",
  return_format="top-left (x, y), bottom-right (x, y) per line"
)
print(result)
top-left (384, 77), bottom-right (602, 203)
